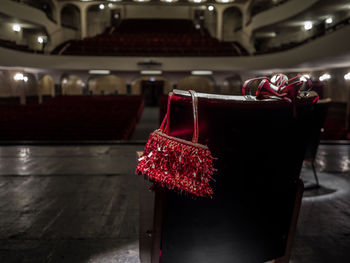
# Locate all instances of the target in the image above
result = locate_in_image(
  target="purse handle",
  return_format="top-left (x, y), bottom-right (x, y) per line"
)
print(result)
top-left (160, 90), bottom-right (199, 143)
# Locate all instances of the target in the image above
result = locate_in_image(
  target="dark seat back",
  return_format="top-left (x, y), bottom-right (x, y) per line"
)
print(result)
top-left (159, 90), bottom-right (317, 263)
top-left (304, 98), bottom-right (331, 160)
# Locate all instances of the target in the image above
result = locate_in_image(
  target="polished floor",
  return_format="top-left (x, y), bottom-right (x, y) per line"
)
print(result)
top-left (0, 144), bottom-right (349, 263)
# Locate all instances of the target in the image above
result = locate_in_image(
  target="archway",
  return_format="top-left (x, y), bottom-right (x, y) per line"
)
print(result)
top-left (61, 75), bottom-right (84, 95)
top-left (222, 7), bottom-right (243, 41)
top-left (88, 75), bottom-right (127, 95)
top-left (131, 76), bottom-right (172, 106)
top-left (87, 4), bottom-right (115, 37)
top-left (177, 76), bottom-right (216, 94)
top-left (61, 4), bottom-right (81, 30)
top-left (0, 71), bottom-right (13, 98)
top-left (38, 75), bottom-right (55, 102)
top-left (221, 74), bottom-right (243, 95)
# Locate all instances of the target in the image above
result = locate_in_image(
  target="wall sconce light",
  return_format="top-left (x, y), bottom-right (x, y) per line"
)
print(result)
top-left (12, 24), bottom-right (21, 32)
top-left (304, 21), bottom-right (313, 31)
top-left (13, 73), bottom-right (28, 82)
top-left (319, 73), bottom-right (331, 81)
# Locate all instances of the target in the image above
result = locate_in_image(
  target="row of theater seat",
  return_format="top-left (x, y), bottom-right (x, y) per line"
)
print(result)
top-left (114, 19), bottom-right (198, 34)
top-left (53, 19), bottom-right (248, 56)
top-left (0, 96), bottom-right (144, 141)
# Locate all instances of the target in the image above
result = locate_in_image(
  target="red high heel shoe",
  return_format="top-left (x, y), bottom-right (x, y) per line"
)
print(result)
top-left (242, 74), bottom-right (315, 115)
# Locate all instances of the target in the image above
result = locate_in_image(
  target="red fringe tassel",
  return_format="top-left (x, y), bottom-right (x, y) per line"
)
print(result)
top-left (136, 130), bottom-right (216, 198)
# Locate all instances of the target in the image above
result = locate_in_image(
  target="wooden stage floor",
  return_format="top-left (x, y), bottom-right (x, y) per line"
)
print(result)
top-left (0, 144), bottom-right (348, 263)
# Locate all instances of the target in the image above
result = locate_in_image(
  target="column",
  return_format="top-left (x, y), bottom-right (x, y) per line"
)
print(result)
top-left (80, 5), bottom-right (87, 39)
top-left (56, 5), bottom-right (61, 26)
top-left (216, 6), bottom-right (224, 41)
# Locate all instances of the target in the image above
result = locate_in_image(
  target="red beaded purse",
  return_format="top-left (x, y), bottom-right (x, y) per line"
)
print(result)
top-left (136, 90), bottom-right (216, 198)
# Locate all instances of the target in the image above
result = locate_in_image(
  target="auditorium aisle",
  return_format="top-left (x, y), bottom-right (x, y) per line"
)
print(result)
top-left (131, 107), bottom-right (159, 141)
top-left (0, 144), bottom-right (348, 262)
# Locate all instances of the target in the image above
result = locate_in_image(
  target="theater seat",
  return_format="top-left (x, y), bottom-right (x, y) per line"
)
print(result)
top-left (139, 90), bottom-right (318, 263)
top-left (304, 98), bottom-right (331, 188)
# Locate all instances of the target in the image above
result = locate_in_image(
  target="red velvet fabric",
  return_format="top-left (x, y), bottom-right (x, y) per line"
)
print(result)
top-left (159, 92), bottom-right (318, 263)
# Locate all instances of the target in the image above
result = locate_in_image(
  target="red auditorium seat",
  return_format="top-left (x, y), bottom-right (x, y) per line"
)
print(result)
top-left (140, 90), bottom-right (319, 263)
top-left (56, 19), bottom-right (247, 57)
top-left (0, 96), bottom-right (144, 141)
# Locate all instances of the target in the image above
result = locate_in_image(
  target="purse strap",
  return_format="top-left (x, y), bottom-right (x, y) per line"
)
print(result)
top-left (160, 90), bottom-right (199, 144)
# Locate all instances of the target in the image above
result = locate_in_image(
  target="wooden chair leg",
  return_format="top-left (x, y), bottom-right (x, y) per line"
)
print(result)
top-left (272, 179), bottom-right (304, 263)
top-left (311, 160), bottom-right (320, 187)
top-left (138, 151), bottom-right (166, 263)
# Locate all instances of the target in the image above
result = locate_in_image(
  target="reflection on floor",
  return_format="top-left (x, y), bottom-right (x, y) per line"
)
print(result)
top-left (0, 144), bottom-right (349, 262)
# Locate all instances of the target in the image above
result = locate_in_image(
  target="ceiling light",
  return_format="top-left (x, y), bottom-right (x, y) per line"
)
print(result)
top-left (133, 0), bottom-right (151, 2)
top-left (141, 70), bottom-right (162, 75)
top-left (161, 0), bottom-right (179, 2)
top-left (255, 31), bottom-right (277, 38)
top-left (208, 5), bottom-right (214, 11)
top-left (99, 4), bottom-right (105, 9)
top-left (89, 70), bottom-right (111, 75)
top-left (319, 73), bottom-right (331, 81)
top-left (108, 3), bottom-right (113, 7)
top-left (325, 17), bottom-right (333, 24)
top-left (12, 24), bottom-right (21, 32)
top-left (191, 70), bottom-right (213, 75)
top-left (189, 0), bottom-right (207, 3)
top-left (344, 73), bottom-right (350, 80)
top-left (215, 0), bottom-right (235, 3)
top-left (304, 21), bottom-right (313, 30)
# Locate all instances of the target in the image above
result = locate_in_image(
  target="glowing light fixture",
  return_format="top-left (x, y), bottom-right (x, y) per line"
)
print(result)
top-left (12, 24), bottom-right (21, 32)
top-left (161, 0), bottom-right (179, 2)
top-left (108, 3), bottom-right (113, 7)
top-left (215, 0), bottom-right (235, 3)
top-left (191, 70), bottom-right (213, 75)
top-left (37, 36), bottom-right (44, 44)
top-left (208, 5), bottom-right (214, 11)
top-left (300, 74), bottom-right (310, 82)
top-left (344, 72), bottom-right (350, 80)
top-left (304, 21), bottom-right (313, 30)
top-left (14, 73), bottom-right (24, 81)
top-left (189, 0), bottom-right (207, 3)
top-left (89, 70), bottom-right (111, 75)
top-left (325, 17), bottom-right (333, 24)
top-left (141, 70), bottom-right (162, 75)
top-left (13, 73), bottom-right (28, 82)
top-left (319, 73), bottom-right (331, 81)
top-left (99, 4), bottom-right (105, 9)
top-left (133, 0), bottom-right (151, 2)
